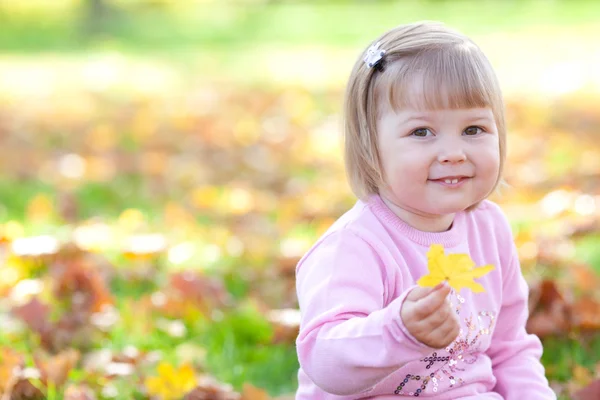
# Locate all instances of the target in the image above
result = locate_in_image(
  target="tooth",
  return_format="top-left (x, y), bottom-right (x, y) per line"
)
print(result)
top-left (452, 179), bottom-right (458, 184)
top-left (445, 179), bottom-right (452, 184)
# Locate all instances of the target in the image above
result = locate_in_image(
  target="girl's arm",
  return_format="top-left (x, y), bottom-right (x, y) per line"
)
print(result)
top-left (296, 230), bottom-right (433, 396)
top-left (486, 248), bottom-right (557, 399)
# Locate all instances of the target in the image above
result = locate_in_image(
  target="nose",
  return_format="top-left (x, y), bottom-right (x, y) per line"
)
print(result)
top-left (437, 138), bottom-right (467, 164)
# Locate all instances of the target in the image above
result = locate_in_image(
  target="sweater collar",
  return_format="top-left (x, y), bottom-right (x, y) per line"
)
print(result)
top-left (367, 194), bottom-right (464, 248)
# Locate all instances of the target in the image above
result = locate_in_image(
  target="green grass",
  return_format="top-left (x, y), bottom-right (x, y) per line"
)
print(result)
top-left (0, 0), bottom-right (599, 53)
top-left (543, 333), bottom-right (600, 400)
top-left (0, 263), bottom-right (299, 396)
top-left (575, 234), bottom-right (600, 274)
top-left (0, 177), bottom-right (162, 221)
top-left (196, 307), bottom-right (299, 394)
top-left (106, 276), bottom-right (300, 393)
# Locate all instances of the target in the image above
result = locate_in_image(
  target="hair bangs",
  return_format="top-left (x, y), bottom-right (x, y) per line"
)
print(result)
top-left (377, 44), bottom-right (499, 113)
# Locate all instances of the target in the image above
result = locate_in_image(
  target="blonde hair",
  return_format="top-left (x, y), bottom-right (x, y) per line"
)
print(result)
top-left (343, 21), bottom-right (506, 209)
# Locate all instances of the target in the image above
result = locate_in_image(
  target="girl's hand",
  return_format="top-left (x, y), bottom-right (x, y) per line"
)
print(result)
top-left (400, 283), bottom-right (460, 349)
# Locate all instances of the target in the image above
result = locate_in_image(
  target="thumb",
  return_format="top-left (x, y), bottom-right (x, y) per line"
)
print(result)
top-left (406, 282), bottom-right (448, 302)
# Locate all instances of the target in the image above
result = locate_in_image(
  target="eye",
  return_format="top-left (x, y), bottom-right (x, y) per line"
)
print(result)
top-left (411, 128), bottom-right (433, 137)
top-left (464, 126), bottom-right (484, 136)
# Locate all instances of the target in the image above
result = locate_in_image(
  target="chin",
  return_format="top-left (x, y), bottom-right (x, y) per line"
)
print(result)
top-left (427, 202), bottom-right (471, 215)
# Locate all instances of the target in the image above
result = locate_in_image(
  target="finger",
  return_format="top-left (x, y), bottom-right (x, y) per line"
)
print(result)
top-left (432, 303), bottom-right (458, 331)
top-left (406, 282), bottom-right (446, 302)
top-left (420, 300), bottom-right (454, 329)
top-left (413, 284), bottom-right (451, 318)
top-left (422, 313), bottom-right (459, 349)
top-left (437, 316), bottom-right (461, 348)
top-left (405, 286), bottom-right (435, 302)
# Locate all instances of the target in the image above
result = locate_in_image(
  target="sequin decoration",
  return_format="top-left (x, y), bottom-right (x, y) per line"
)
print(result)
top-left (393, 289), bottom-right (496, 396)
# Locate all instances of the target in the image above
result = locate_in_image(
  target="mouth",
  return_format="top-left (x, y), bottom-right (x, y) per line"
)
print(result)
top-left (428, 176), bottom-right (472, 186)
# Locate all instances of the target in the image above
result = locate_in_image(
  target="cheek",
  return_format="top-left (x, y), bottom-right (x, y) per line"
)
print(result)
top-left (474, 142), bottom-right (501, 171)
top-left (382, 150), bottom-right (427, 181)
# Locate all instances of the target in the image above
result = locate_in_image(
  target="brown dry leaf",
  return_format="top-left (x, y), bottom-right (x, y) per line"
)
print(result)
top-left (573, 379), bottom-right (600, 400)
top-left (34, 348), bottom-right (80, 387)
top-left (537, 279), bottom-right (568, 308)
top-left (9, 379), bottom-right (45, 400)
top-left (11, 297), bottom-right (52, 336)
top-left (571, 297), bottom-right (600, 330)
top-left (52, 259), bottom-right (113, 313)
top-left (571, 263), bottom-right (600, 294)
top-left (0, 347), bottom-right (24, 394)
top-left (183, 378), bottom-right (241, 400)
top-left (241, 383), bottom-right (270, 400)
top-left (170, 271), bottom-right (231, 313)
top-left (277, 256), bottom-right (300, 279)
top-left (526, 311), bottom-right (568, 337)
top-left (526, 280), bottom-right (571, 337)
top-left (47, 310), bottom-right (98, 352)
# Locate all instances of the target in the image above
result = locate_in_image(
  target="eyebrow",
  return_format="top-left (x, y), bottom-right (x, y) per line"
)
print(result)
top-left (400, 115), bottom-right (433, 124)
top-left (400, 113), bottom-right (494, 125)
top-left (469, 116), bottom-right (495, 124)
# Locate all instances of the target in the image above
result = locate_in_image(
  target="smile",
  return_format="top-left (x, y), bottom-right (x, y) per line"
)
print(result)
top-left (429, 176), bottom-right (471, 187)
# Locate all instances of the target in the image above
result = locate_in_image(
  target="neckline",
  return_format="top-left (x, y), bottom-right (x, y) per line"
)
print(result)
top-left (367, 194), bottom-right (464, 248)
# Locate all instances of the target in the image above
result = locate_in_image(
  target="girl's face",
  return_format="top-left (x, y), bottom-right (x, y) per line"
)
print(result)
top-left (376, 105), bottom-right (500, 232)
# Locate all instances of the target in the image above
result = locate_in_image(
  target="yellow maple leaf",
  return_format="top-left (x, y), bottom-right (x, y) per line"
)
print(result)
top-left (145, 362), bottom-right (197, 400)
top-left (417, 244), bottom-right (495, 293)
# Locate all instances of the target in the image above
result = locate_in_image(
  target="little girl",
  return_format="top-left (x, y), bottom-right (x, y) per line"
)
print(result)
top-left (295, 22), bottom-right (556, 399)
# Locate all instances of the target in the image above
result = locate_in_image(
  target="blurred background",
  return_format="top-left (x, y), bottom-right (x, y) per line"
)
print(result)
top-left (0, 0), bottom-right (600, 399)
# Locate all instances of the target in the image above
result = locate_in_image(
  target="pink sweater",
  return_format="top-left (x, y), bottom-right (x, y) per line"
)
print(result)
top-left (295, 195), bottom-right (555, 399)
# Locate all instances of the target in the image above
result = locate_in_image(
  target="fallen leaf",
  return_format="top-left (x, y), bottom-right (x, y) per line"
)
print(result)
top-left (241, 383), bottom-right (270, 400)
top-left (417, 244), bottom-right (495, 293)
top-left (573, 378), bottom-right (600, 400)
top-left (34, 348), bottom-right (80, 387)
top-left (169, 271), bottom-right (231, 314)
top-left (184, 379), bottom-right (240, 400)
top-left (571, 263), bottom-right (600, 294)
top-left (11, 297), bottom-right (52, 337)
top-left (572, 297), bottom-right (600, 330)
top-left (9, 379), bottom-right (45, 400)
top-left (145, 362), bottom-right (197, 400)
top-left (534, 279), bottom-right (569, 309)
top-left (0, 347), bottom-right (24, 394)
top-left (526, 280), bottom-right (571, 337)
top-left (52, 259), bottom-right (113, 313)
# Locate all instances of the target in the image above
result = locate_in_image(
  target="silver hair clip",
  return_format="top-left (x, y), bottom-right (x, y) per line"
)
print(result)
top-left (363, 41), bottom-right (386, 70)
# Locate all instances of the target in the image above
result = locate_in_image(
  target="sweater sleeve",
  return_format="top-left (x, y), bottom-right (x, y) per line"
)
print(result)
top-left (486, 247), bottom-right (556, 399)
top-left (295, 230), bottom-right (434, 396)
